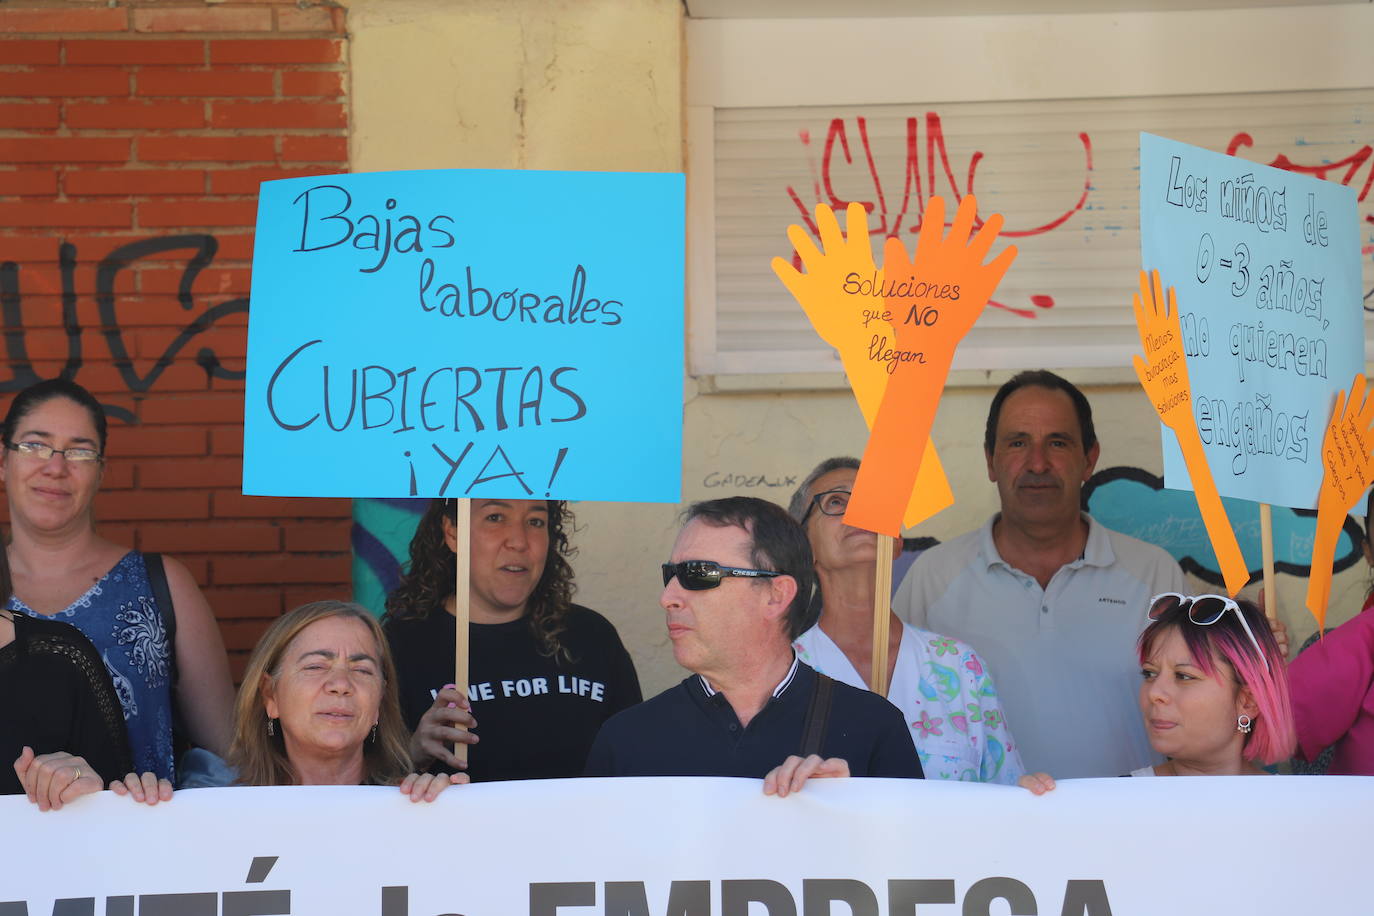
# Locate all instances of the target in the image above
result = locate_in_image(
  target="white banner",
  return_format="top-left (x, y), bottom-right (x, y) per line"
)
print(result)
top-left (2, 776), bottom-right (1367, 915)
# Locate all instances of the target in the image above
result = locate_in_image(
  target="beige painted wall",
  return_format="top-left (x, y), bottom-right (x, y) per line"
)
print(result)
top-left (346, 0), bottom-right (1370, 698)
top-left (347, 0), bottom-right (689, 694)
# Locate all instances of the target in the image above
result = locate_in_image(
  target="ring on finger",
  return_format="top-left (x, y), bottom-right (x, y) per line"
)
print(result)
top-left (72, 768), bottom-right (82, 783)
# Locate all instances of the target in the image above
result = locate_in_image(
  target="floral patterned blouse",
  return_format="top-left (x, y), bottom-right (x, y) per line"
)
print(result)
top-left (794, 622), bottom-right (1025, 784)
top-left (11, 551), bottom-right (175, 781)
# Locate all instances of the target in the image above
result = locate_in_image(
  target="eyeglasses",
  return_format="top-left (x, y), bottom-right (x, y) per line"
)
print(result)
top-left (6, 441), bottom-right (102, 463)
top-left (800, 487), bottom-right (850, 525)
top-left (1148, 593), bottom-right (1270, 672)
top-left (661, 560), bottom-right (782, 590)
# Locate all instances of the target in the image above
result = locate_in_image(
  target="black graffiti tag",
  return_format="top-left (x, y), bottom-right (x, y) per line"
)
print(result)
top-left (0, 234), bottom-right (249, 422)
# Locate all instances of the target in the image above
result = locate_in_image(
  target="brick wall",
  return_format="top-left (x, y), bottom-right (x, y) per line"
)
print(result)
top-left (0, 1), bottom-right (352, 680)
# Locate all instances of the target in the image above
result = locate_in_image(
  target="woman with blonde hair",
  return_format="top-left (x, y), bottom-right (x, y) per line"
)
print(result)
top-left (230, 600), bottom-right (463, 799)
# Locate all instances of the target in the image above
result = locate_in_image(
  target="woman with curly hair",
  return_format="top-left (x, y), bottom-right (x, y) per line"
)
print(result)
top-left (383, 498), bottom-right (641, 782)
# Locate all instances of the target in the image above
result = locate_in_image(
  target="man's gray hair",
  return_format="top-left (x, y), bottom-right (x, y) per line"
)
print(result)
top-left (787, 456), bottom-right (861, 523)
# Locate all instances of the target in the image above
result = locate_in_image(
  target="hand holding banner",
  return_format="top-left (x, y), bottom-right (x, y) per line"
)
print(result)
top-left (1307, 373), bottom-right (1374, 630)
top-left (772, 203), bottom-right (953, 529)
top-left (1131, 269), bottom-right (1250, 596)
top-left (845, 195), bottom-right (1017, 536)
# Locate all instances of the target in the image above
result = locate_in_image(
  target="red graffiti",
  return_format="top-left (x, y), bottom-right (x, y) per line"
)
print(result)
top-left (1227, 131), bottom-right (1374, 304)
top-left (787, 112), bottom-right (1092, 318)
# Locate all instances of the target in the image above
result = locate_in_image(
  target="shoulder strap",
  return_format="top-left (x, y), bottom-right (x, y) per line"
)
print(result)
top-left (799, 673), bottom-right (835, 758)
top-left (143, 553), bottom-right (177, 683)
top-left (7, 609), bottom-right (28, 658)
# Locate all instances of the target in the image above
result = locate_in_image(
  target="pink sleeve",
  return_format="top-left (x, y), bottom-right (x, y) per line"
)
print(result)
top-left (1287, 605), bottom-right (1374, 761)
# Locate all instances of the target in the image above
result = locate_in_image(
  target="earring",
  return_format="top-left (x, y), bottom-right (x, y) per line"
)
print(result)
top-left (1237, 714), bottom-right (1253, 734)
top-left (369, 723), bottom-right (378, 744)
top-left (266, 717), bottom-right (276, 737)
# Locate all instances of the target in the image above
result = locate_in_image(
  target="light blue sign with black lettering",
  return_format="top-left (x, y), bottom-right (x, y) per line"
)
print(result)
top-left (244, 169), bottom-right (685, 500)
top-left (1140, 133), bottom-right (1363, 510)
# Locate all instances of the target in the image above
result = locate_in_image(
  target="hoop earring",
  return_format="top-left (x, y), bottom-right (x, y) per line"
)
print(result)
top-left (1237, 714), bottom-right (1253, 735)
top-left (266, 717), bottom-right (276, 737)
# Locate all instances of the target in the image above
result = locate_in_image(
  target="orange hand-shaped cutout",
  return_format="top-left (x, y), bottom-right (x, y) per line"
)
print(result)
top-left (772, 202), bottom-right (952, 529)
top-left (1130, 269), bottom-right (1249, 597)
top-left (1307, 374), bottom-right (1374, 631)
top-left (844, 195), bottom-right (1017, 536)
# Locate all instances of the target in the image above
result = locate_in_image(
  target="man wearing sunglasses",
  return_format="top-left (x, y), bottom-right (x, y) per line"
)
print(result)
top-left (892, 370), bottom-right (1186, 778)
top-left (585, 497), bottom-right (922, 793)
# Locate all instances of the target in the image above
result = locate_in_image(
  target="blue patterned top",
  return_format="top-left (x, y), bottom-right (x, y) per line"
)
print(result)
top-left (10, 551), bottom-right (175, 781)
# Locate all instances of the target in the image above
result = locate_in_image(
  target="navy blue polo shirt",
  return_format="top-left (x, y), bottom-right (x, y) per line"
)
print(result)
top-left (584, 658), bottom-right (923, 779)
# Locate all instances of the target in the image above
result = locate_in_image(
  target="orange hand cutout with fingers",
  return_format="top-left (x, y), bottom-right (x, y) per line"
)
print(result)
top-left (1307, 374), bottom-right (1374, 631)
top-left (1131, 269), bottom-right (1249, 597)
top-left (844, 195), bottom-right (1017, 536)
top-left (772, 202), bottom-right (953, 529)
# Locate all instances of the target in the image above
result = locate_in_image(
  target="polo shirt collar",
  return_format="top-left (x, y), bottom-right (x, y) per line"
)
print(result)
top-left (698, 652), bottom-right (800, 700)
top-left (978, 512), bottom-right (1116, 572)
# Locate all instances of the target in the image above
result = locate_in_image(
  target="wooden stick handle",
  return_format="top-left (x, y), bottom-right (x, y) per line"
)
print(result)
top-left (453, 498), bottom-right (471, 765)
top-left (872, 535), bottom-right (893, 696)
top-left (1260, 502), bottom-right (1276, 621)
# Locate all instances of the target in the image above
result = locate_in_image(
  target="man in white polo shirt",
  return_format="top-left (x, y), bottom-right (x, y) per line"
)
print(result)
top-left (893, 370), bottom-right (1184, 778)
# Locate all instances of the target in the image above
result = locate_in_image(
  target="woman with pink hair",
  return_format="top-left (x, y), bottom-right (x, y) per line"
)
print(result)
top-left (1023, 593), bottom-right (1294, 789)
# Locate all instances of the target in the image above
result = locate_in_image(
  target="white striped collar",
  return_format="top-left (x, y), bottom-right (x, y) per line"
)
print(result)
top-left (698, 652), bottom-right (800, 700)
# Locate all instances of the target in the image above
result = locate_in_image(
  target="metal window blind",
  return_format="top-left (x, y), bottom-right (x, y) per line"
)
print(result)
top-left (707, 89), bottom-right (1374, 376)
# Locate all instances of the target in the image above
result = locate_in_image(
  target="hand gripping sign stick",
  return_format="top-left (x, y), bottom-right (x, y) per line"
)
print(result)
top-left (452, 498), bottom-right (471, 765)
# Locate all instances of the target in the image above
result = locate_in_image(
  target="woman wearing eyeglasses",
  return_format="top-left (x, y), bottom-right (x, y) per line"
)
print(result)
top-left (787, 457), bottom-right (1024, 784)
top-left (382, 498), bottom-right (641, 781)
top-left (1021, 593), bottom-right (1294, 790)
top-left (1, 379), bottom-right (234, 785)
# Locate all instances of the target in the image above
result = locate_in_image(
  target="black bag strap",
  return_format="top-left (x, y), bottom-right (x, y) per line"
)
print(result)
top-left (799, 673), bottom-right (835, 758)
top-left (145, 552), bottom-right (195, 762)
top-left (144, 552), bottom-right (178, 686)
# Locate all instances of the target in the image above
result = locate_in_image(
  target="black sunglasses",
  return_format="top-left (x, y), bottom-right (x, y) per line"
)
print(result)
top-left (661, 560), bottom-right (782, 590)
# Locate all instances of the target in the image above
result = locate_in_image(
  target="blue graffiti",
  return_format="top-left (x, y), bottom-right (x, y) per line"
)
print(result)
top-left (1083, 466), bottom-right (1363, 587)
top-left (351, 498), bottom-right (427, 617)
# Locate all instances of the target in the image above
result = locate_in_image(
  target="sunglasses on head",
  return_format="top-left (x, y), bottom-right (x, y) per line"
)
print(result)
top-left (661, 560), bottom-right (782, 591)
top-left (1148, 593), bottom-right (1270, 672)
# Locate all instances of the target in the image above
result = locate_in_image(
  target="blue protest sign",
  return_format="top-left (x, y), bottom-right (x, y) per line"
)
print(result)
top-left (243, 169), bottom-right (684, 500)
top-left (1140, 133), bottom-right (1363, 509)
